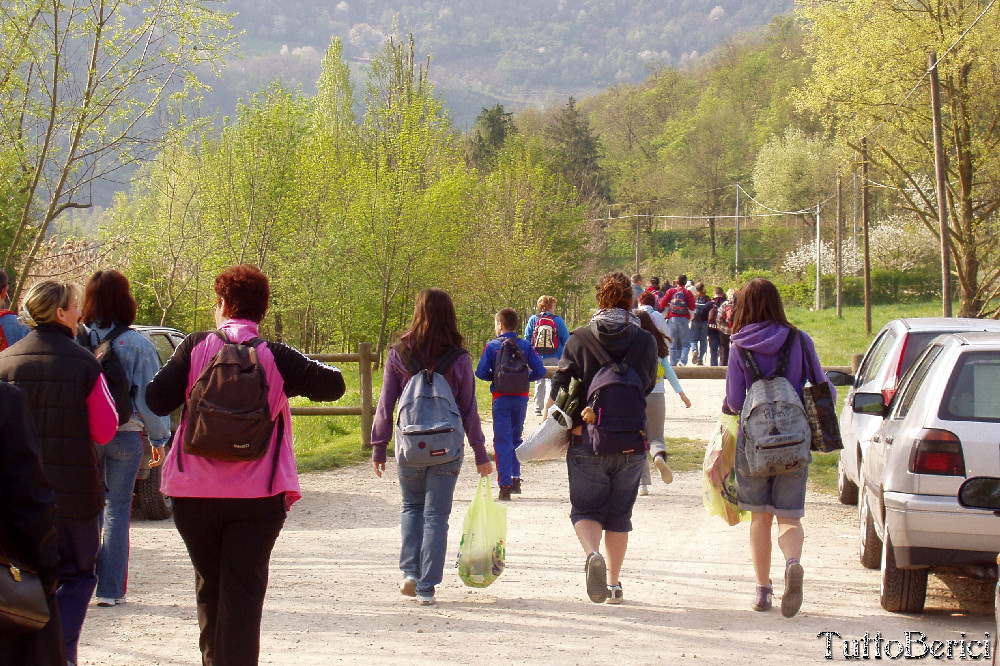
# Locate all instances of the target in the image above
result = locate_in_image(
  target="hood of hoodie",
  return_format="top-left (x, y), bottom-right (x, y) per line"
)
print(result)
top-left (730, 321), bottom-right (792, 355)
top-left (588, 308), bottom-right (640, 357)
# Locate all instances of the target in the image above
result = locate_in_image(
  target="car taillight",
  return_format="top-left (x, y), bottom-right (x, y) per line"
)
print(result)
top-left (882, 334), bottom-right (910, 404)
top-left (908, 429), bottom-right (965, 476)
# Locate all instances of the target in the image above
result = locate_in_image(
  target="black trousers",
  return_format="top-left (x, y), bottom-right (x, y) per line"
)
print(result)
top-left (172, 495), bottom-right (286, 666)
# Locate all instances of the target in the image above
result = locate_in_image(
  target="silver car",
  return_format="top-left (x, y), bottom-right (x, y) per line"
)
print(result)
top-left (838, 318), bottom-right (1000, 506)
top-left (853, 332), bottom-right (1000, 613)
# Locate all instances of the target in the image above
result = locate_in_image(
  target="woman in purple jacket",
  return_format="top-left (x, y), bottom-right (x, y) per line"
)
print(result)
top-left (371, 288), bottom-right (493, 606)
top-left (723, 277), bottom-right (835, 619)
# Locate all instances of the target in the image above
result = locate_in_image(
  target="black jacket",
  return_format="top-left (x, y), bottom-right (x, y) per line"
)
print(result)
top-left (550, 314), bottom-right (658, 429)
top-left (0, 324), bottom-right (105, 520)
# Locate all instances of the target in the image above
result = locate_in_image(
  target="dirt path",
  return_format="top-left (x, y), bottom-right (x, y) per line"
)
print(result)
top-left (78, 380), bottom-right (992, 665)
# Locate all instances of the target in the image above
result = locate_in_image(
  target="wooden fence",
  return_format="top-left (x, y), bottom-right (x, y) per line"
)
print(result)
top-left (292, 342), bottom-right (375, 448)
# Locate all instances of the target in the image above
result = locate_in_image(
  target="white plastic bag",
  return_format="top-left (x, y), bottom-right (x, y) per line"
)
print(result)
top-left (516, 405), bottom-right (570, 463)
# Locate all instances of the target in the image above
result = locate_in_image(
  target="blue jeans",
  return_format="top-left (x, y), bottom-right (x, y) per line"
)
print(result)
top-left (96, 431), bottom-right (144, 599)
top-left (707, 329), bottom-right (721, 366)
top-left (690, 320), bottom-right (709, 363)
top-left (492, 395), bottom-right (527, 486)
top-left (397, 457), bottom-right (463, 596)
top-left (667, 317), bottom-right (691, 366)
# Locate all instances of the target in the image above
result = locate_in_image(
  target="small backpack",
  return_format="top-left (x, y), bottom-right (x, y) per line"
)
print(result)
top-left (667, 289), bottom-right (689, 317)
top-left (493, 338), bottom-right (530, 394)
top-left (78, 324), bottom-right (134, 426)
top-left (183, 331), bottom-right (275, 461)
top-left (394, 345), bottom-right (467, 467)
top-left (531, 313), bottom-right (559, 355)
top-left (718, 301), bottom-right (734, 335)
top-left (574, 327), bottom-right (647, 456)
top-left (693, 294), bottom-right (711, 322)
top-left (707, 301), bottom-right (720, 328)
top-left (737, 331), bottom-right (811, 477)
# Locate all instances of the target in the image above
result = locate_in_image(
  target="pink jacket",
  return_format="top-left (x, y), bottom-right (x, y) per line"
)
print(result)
top-left (157, 321), bottom-right (301, 509)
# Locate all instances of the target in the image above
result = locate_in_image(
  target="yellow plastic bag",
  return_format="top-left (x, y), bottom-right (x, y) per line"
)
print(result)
top-left (456, 477), bottom-right (507, 587)
top-left (702, 413), bottom-right (751, 526)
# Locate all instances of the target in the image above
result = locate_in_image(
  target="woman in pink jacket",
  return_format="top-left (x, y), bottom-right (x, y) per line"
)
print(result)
top-left (146, 265), bottom-right (345, 666)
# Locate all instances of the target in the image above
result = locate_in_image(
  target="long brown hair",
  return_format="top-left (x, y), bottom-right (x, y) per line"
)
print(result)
top-left (82, 270), bottom-right (137, 327)
top-left (595, 272), bottom-right (632, 310)
top-left (401, 288), bottom-right (464, 365)
top-left (634, 310), bottom-right (668, 358)
top-left (732, 277), bottom-right (794, 333)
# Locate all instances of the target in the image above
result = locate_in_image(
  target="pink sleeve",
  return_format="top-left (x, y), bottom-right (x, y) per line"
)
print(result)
top-left (86, 373), bottom-right (119, 445)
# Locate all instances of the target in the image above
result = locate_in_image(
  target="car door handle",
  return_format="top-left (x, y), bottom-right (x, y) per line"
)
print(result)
top-left (871, 435), bottom-right (881, 443)
top-left (884, 435), bottom-right (894, 446)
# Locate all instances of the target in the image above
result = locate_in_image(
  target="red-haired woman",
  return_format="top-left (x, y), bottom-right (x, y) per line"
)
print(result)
top-left (80, 270), bottom-right (172, 608)
top-left (724, 277), bottom-right (834, 618)
top-left (146, 265), bottom-right (345, 665)
top-left (371, 288), bottom-right (493, 606)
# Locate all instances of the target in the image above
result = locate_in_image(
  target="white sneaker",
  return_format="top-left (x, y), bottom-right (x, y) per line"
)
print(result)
top-left (95, 597), bottom-right (125, 607)
top-left (638, 484), bottom-right (649, 496)
top-left (417, 594), bottom-right (435, 606)
top-left (653, 455), bottom-right (673, 484)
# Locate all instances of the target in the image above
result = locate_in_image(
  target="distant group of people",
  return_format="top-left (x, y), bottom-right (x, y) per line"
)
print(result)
top-left (1, 262), bottom-right (834, 665)
top-left (631, 273), bottom-right (737, 367)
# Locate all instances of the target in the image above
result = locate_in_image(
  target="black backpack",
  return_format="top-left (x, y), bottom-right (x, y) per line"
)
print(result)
top-left (78, 324), bottom-right (133, 426)
top-left (493, 338), bottom-right (531, 394)
top-left (182, 331), bottom-right (276, 462)
top-left (693, 295), bottom-right (711, 322)
top-left (574, 327), bottom-right (647, 456)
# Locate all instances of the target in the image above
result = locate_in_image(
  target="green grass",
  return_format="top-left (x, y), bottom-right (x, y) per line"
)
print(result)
top-left (786, 301), bottom-right (942, 366)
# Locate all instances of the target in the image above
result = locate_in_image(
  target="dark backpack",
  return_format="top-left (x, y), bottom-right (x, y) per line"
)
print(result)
top-left (531, 313), bottom-right (559, 355)
top-left (78, 324), bottom-right (133, 426)
top-left (394, 345), bottom-right (466, 466)
top-left (494, 338), bottom-right (531, 394)
top-left (574, 327), bottom-right (647, 456)
top-left (667, 289), bottom-right (689, 317)
top-left (693, 295), bottom-right (711, 322)
top-left (183, 331), bottom-right (275, 462)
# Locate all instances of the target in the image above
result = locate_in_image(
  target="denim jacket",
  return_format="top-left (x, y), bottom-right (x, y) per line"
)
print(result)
top-left (81, 324), bottom-right (172, 447)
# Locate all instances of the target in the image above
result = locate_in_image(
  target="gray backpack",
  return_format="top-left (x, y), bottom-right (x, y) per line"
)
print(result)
top-left (394, 345), bottom-right (466, 467)
top-left (737, 331), bottom-right (811, 477)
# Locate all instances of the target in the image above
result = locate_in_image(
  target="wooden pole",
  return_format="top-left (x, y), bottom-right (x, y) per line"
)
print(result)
top-left (862, 138), bottom-right (872, 336)
top-left (635, 211), bottom-right (641, 277)
top-left (929, 51), bottom-right (953, 317)
top-left (815, 204), bottom-right (822, 311)
top-left (836, 171), bottom-right (843, 318)
top-left (359, 342), bottom-right (374, 449)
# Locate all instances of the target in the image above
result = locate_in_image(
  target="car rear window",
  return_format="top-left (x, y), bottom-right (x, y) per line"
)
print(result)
top-left (940, 351), bottom-right (1000, 422)
top-left (900, 332), bottom-right (945, 376)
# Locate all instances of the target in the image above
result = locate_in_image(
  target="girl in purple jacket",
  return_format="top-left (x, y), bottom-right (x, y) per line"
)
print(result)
top-left (723, 277), bottom-right (835, 619)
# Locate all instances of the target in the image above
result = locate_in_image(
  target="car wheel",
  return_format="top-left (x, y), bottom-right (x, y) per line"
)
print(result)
top-left (859, 488), bottom-right (882, 569)
top-left (879, 526), bottom-right (927, 613)
top-left (134, 463), bottom-right (172, 521)
top-left (837, 452), bottom-right (859, 505)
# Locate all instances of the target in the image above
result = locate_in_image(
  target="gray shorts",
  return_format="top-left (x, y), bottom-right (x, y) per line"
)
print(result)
top-left (734, 437), bottom-right (809, 518)
top-left (566, 438), bottom-right (645, 532)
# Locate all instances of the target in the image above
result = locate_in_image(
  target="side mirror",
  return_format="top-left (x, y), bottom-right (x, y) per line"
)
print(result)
top-left (852, 392), bottom-right (887, 417)
top-left (958, 477), bottom-right (1000, 512)
top-left (826, 370), bottom-right (855, 387)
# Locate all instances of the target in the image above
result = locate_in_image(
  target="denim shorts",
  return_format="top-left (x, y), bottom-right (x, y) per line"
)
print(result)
top-left (566, 438), bottom-right (646, 532)
top-left (734, 437), bottom-right (809, 518)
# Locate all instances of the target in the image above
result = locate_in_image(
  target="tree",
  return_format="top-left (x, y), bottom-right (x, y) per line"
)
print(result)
top-left (751, 128), bottom-right (842, 216)
top-left (466, 103), bottom-right (514, 170)
top-left (0, 0), bottom-right (234, 302)
top-left (798, 0), bottom-right (1000, 316)
top-left (546, 97), bottom-right (609, 203)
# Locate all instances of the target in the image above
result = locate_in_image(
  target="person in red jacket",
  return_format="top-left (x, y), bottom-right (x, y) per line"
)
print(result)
top-left (657, 274), bottom-right (695, 365)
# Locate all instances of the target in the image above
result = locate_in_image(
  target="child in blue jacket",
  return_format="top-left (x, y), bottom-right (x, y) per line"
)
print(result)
top-left (476, 308), bottom-right (546, 501)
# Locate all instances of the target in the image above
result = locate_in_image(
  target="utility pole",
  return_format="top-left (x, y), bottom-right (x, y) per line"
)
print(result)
top-left (929, 51), bottom-right (953, 317)
top-left (862, 138), bottom-right (872, 336)
top-left (836, 171), bottom-right (843, 318)
top-left (635, 211), bottom-right (641, 277)
top-left (815, 204), bottom-right (822, 311)
top-left (735, 184), bottom-right (741, 276)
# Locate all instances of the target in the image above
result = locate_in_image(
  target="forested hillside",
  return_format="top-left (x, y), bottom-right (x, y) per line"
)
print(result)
top-left (217, 0), bottom-right (794, 124)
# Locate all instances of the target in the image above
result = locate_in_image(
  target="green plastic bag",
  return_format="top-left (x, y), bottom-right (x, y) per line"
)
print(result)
top-left (456, 477), bottom-right (507, 588)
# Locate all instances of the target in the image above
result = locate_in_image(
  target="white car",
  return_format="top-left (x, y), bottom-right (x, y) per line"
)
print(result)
top-left (853, 332), bottom-right (1000, 613)
top-left (838, 318), bottom-right (1000, 506)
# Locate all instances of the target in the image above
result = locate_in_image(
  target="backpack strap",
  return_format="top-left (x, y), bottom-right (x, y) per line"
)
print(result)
top-left (268, 412), bottom-right (285, 495)
top-left (102, 323), bottom-right (132, 345)
top-left (574, 326), bottom-right (614, 367)
top-left (432, 347), bottom-right (466, 374)
top-left (774, 329), bottom-right (799, 378)
top-left (799, 333), bottom-right (816, 385)
top-left (394, 342), bottom-right (425, 375)
top-left (737, 345), bottom-right (763, 383)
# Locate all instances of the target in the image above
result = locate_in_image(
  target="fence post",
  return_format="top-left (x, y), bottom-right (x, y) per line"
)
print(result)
top-left (359, 342), bottom-right (373, 449)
